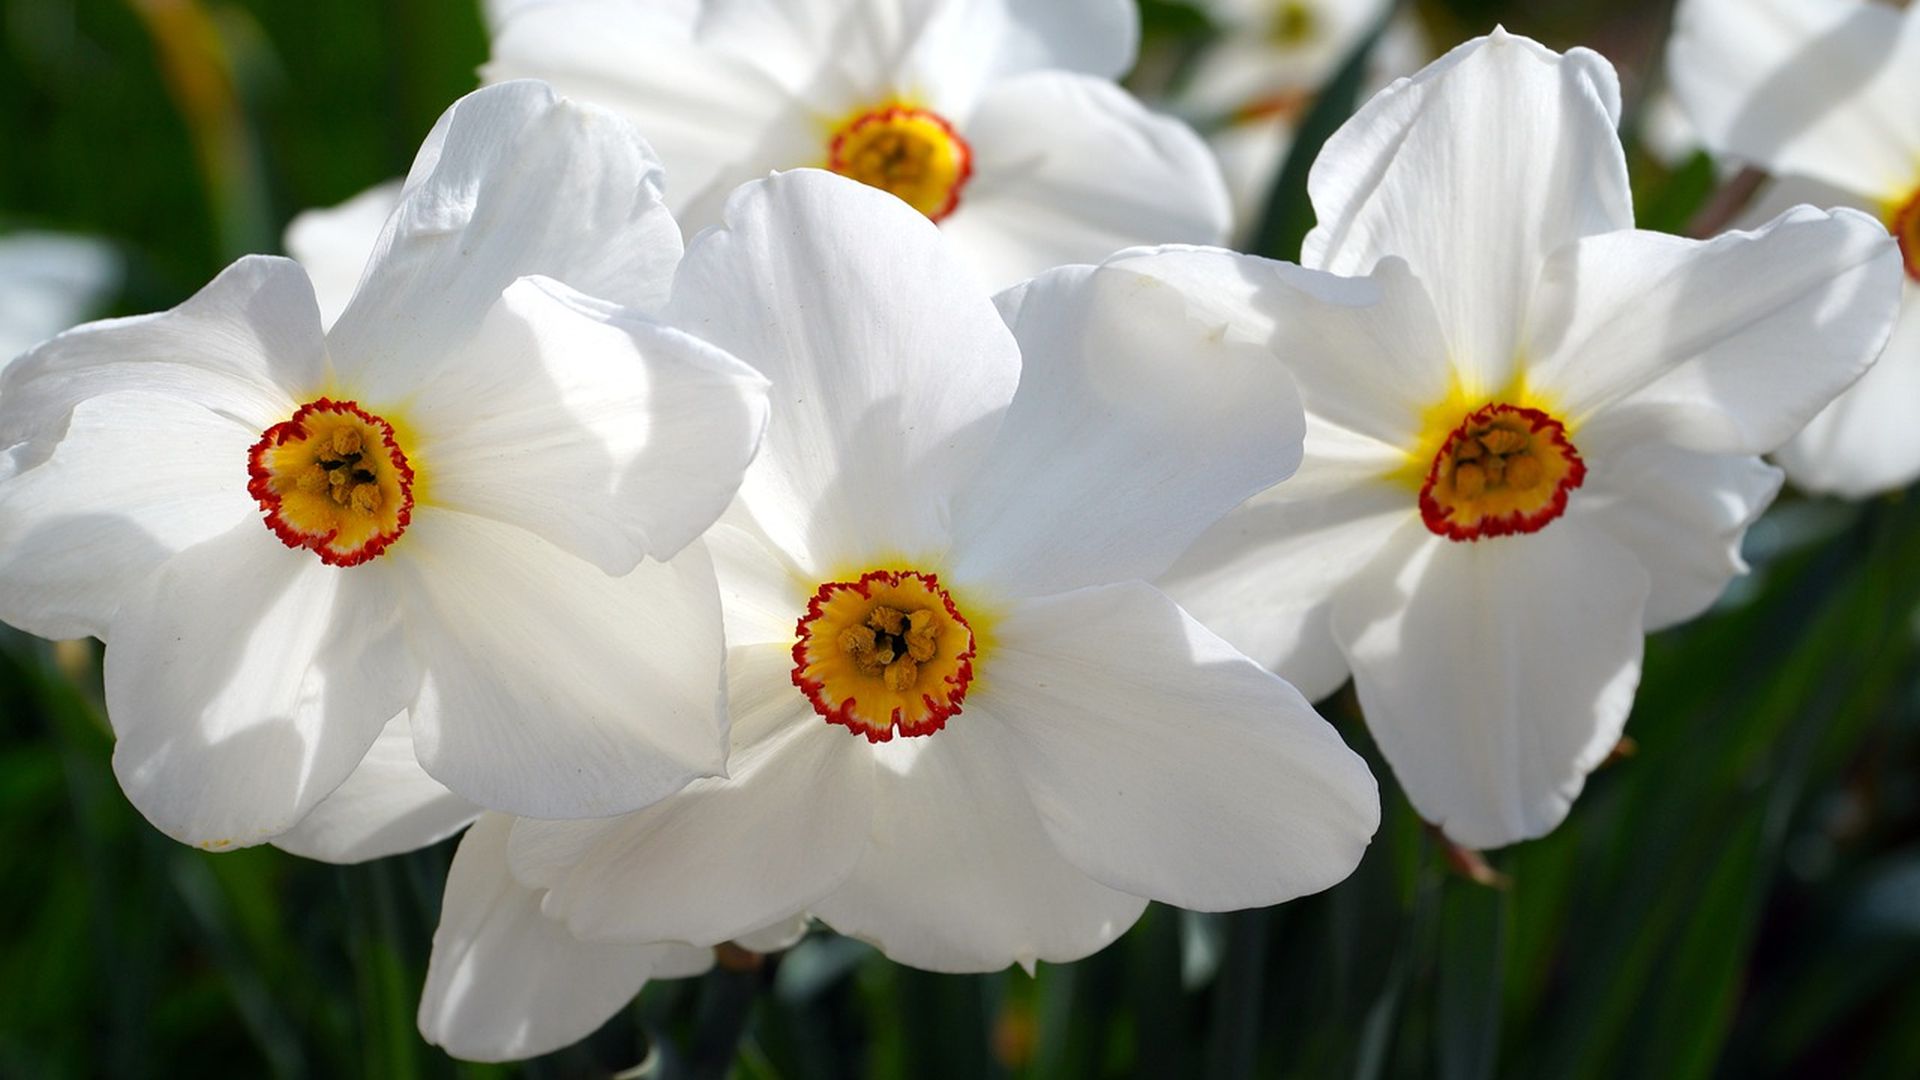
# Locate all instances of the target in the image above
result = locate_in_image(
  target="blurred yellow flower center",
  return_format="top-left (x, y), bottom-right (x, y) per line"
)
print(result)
top-left (1419, 403), bottom-right (1585, 542)
top-left (248, 398), bottom-right (414, 566)
top-left (792, 569), bottom-right (975, 741)
top-left (827, 104), bottom-right (973, 221)
top-left (1893, 187), bottom-right (1920, 283)
top-left (1269, 0), bottom-right (1318, 46)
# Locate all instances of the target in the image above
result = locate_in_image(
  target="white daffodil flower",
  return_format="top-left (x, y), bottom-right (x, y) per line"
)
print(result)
top-left (418, 170), bottom-right (1375, 1004)
top-left (480, 0), bottom-right (1231, 290)
top-left (0, 233), bottom-right (121, 367)
top-left (0, 81), bottom-right (773, 850)
top-left (1669, 0), bottom-right (1920, 497)
top-left (416, 813), bottom-right (807, 1064)
top-left (1156, 31), bottom-right (1903, 849)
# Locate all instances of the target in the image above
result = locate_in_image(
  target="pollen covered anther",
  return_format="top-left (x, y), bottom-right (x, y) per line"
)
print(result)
top-left (827, 105), bottom-right (973, 221)
top-left (793, 570), bottom-right (975, 741)
top-left (247, 398), bottom-right (414, 566)
top-left (1419, 403), bottom-right (1585, 542)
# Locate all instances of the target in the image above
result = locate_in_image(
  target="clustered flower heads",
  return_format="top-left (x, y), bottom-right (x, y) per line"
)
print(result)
top-left (0, 2), bottom-right (1907, 1065)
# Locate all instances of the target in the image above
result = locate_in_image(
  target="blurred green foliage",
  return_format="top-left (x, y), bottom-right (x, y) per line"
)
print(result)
top-left (4, 0), bottom-right (1920, 1077)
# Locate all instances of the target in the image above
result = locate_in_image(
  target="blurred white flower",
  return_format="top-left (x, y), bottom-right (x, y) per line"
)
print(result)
top-left (0, 82), bottom-right (772, 849)
top-left (1157, 31), bottom-right (1903, 848)
top-left (283, 180), bottom-right (402, 329)
top-left (0, 233), bottom-right (120, 364)
top-left (1178, 0), bottom-right (1427, 240)
top-left (416, 813), bottom-right (806, 1063)
top-left (481, 0), bottom-right (1230, 289)
top-left (1669, 0), bottom-right (1920, 496)
top-left (440, 170), bottom-right (1374, 996)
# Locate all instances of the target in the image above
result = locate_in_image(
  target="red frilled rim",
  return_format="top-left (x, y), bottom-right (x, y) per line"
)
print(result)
top-left (246, 397), bottom-right (415, 567)
top-left (826, 106), bottom-right (974, 223)
top-left (790, 569), bottom-right (975, 742)
top-left (1418, 403), bottom-right (1586, 543)
top-left (1894, 189), bottom-right (1920, 283)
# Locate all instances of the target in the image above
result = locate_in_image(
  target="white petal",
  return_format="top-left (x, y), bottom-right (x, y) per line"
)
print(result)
top-left (327, 82), bottom-right (682, 405)
top-left (1331, 520), bottom-right (1648, 848)
top-left (664, 171), bottom-right (1019, 573)
top-left (1098, 247), bottom-right (1454, 449)
top-left (1667, 0), bottom-right (1920, 200)
top-left (406, 276), bottom-right (768, 574)
top-left (938, 73), bottom-right (1230, 292)
top-left (420, 814), bottom-right (709, 1064)
top-left (1159, 456), bottom-right (1410, 700)
top-left (1777, 283), bottom-right (1920, 497)
top-left (1574, 445), bottom-right (1782, 632)
top-left (980, 582), bottom-right (1377, 910)
top-left (812, 722), bottom-right (1148, 974)
top-left (948, 255), bottom-right (1302, 597)
top-left (1302, 30), bottom-right (1630, 388)
top-left (1525, 206), bottom-right (1902, 457)
top-left (103, 523), bottom-right (419, 849)
top-left (706, 519), bottom-right (813, 648)
top-left (272, 713), bottom-right (479, 864)
top-left (400, 514), bottom-right (729, 819)
top-left (0, 392), bottom-right (258, 639)
top-left (0, 256), bottom-right (319, 452)
top-left (283, 180), bottom-right (403, 331)
top-left (735, 915), bottom-right (810, 954)
top-left (512, 644), bottom-right (871, 947)
top-left (483, 1), bottom-right (812, 226)
top-left (0, 232), bottom-right (121, 363)
top-left (907, 0), bottom-right (1138, 110)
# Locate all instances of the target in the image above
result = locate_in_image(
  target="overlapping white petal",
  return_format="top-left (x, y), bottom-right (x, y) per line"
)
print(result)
top-left (981, 582), bottom-right (1378, 910)
top-left (328, 80), bottom-right (683, 404)
top-left (510, 645), bottom-right (871, 947)
top-left (400, 516), bottom-right (730, 820)
top-left (1331, 521), bottom-right (1648, 848)
top-left (937, 73), bottom-right (1230, 290)
top-left (272, 714), bottom-right (479, 864)
top-left (1303, 29), bottom-right (1630, 386)
top-left (665, 171), bottom-right (1019, 573)
top-left (1524, 207), bottom-right (1901, 456)
top-left (1668, 0), bottom-right (1920, 200)
top-left (949, 252), bottom-right (1301, 597)
top-left (406, 276), bottom-right (768, 574)
top-left (104, 523), bottom-right (419, 849)
top-left (0, 392), bottom-right (259, 640)
top-left (1574, 445), bottom-right (1783, 632)
top-left (0, 256), bottom-right (323, 455)
top-left (420, 814), bottom-right (713, 1064)
top-left (811, 723), bottom-right (1149, 975)
top-left (1775, 284), bottom-right (1920, 496)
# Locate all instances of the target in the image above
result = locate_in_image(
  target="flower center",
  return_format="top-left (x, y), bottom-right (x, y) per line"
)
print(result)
top-left (792, 569), bottom-right (975, 742)
top-left (826, 105), bottom-right (973, 221)
top-left (1892, 187), bottom-right (1920, 283)
top-left (1268, 0), bottom-right (1317, 46)
top-left (247, 398), bottom-right (414, 566)
top-left (1418, 403), bottom-right (1585, 542)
